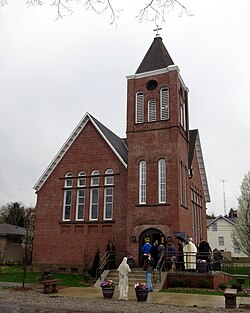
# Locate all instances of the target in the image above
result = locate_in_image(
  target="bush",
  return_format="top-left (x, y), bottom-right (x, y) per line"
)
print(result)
top-left (171, 278), bottom-right (190, 288)
top-left (218, 282), bottom-right (228, 290)
top-left (231, 282), bottom-right (242, 291)
top-left (197, 279), bottom-right (211, 289)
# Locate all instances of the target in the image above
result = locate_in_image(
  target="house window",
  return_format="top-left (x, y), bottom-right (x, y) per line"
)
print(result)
top-left (218, 236), bottom-right (224, 246)
top-left (135, 92), bottom-right (144, 123)
top-left (104, 169), bottom-right (114, 220)
top-left (234, 246), bottom-right (240, 254)
top-left (63, 172), bottom-right (73, 221)
top-left (139, 161), bottom-right (146, 204)
top-left (148, 98), bottom-right (156, 122)
top-left (76, 171), bottom-right (86, 221)
top-left (90, 170), bottom-right (99, 220)
top-left (212, 223), bottom-right (217, 231)
top-left (160, 87), bottom-right (169, 120)
top-left (158, 159), bottom-right (166, 203)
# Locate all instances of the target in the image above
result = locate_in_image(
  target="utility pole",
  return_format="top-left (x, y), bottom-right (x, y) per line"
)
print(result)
top-left (222, 179), bottom-right (227, 216)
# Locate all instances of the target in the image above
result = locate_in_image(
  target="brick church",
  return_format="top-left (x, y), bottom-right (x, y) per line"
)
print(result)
top-left (32, 35), bottom-right (210, 272)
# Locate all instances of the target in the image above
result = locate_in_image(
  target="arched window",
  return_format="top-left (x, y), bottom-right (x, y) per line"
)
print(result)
top-left (179, 87), bottom-right (186, 130)
top-left (158, 159), bottom-right (166, 203)
top-left (135, 91), bottom-right (144, 123)
top-left (76, 171), bottom-right (86, 221)
top-left (139, 161), bottom-right (146, 204)
top-left (160, 87), bottom-right (169, 120)
top-left (64, 172), bottom-right (73, 188)
top-left (63, 172), bottom-right (73, 221)
top-left (148, 98), bottom-right (156, 122)
top-left (104, 169), bottom-right (114, 220)
top-left (90, 170), bottom-right (99, 220)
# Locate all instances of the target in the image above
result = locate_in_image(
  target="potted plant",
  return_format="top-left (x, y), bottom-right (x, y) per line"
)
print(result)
top-left (196, 259), bottom-right (208, 273)
top-left (100, 279), bottom-right (115, 299)
top-left (134, 282), bottom-right (149, 301)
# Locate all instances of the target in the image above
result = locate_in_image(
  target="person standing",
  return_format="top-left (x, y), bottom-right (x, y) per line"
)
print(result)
top-left (151, 240), bottom-right (159, 269)
top-left (166, 242), bottom-right (176, 271)
top-left (141, 238), bottom-right (152, 263)
top-left (176, 242), bottom-right (184, 271)
top-left (143, 253), bottom-right (154, 292)
top-left (183, 238), bottom-right (197, 271)
top-left (213, 248), bottom-right (223, 271)
top-left (157, 242), bottom-right (165, 269)
top-left (197, 238), bottom-right (212, 271)
top-left (117, 257), bottom-right (131, 300)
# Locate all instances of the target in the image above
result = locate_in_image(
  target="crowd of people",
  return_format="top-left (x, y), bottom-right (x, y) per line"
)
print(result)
top-left (141, 237), bottom-right (223, 274)
top-left (116, 237), bottom-right (223, 299)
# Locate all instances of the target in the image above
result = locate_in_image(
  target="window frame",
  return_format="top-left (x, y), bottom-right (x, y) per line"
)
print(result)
top-left (135, 91), bottom-right (144, 124)
top-left (160, 87), bottom-right (169, 120)
top-left (139, 161), bottom-right (146, 204)
top-left (103, 169), bottom-right (114, 220)
top-left (89, 170), bottom-right (99, 221)
top-left (158, 159), bottom-right (166, 203)
top-left (148, 98), bottom-right (156, 122)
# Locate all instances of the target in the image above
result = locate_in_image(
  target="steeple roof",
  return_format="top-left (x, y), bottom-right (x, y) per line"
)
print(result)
top-left (135, 36), bottom-right (174, 74)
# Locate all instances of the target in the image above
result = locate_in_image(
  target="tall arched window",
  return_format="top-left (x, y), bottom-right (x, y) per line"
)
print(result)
top-left (139, 161), bottom-right (146, 204)
top-left (179, 87), bottom-right (186, 130)
top-left (90, 170), bottom-right (99, 220)
top-left (104, 169), bottom-right (114, 220)
top-left (158, 159), bottom-right (166, 203)
top-left (160, 87), bottom-right (169, 120)
top-left (148, 98), bottom-right (156, 122)
top-left (76, 171), bottom-right (86, 221)
top-left (135, 91), bottom-right (144, 123)
top-left (63, 172), bottom-right (72, 221)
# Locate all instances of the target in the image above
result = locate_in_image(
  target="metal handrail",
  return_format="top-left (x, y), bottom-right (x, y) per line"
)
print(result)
top-left (96, 251), bottom-right (110, 279)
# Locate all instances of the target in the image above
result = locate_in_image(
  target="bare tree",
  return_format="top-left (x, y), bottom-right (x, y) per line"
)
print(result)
top-left (231, 171), bottom-right (250, 256)
top-left (1, 0), bottom-right (191, 23)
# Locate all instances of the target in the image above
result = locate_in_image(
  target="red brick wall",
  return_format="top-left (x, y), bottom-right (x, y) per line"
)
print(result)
top-left (33, 121), bottom-right (128, 269)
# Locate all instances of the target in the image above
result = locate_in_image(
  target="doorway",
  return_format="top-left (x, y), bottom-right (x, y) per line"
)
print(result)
top-left (139, 228), bottom-right (166, 266)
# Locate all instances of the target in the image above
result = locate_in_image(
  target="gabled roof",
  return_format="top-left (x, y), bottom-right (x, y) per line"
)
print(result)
top-left (34, 113), bottom-right (128, 192)
top-left (207, 215), bottom-right (236, 227)
top-left (136, 36), bottom-right (174, 74)
top-left (0, 223), bottom-right (26, 236)
top-left (189, 129), bottom-right (210, 203)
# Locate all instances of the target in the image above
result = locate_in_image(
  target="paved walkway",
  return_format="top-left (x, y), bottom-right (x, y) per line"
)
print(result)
top-left (1, 282), bottom-right (250, 309)
top-left (58, 285), bottom-right (250, 309)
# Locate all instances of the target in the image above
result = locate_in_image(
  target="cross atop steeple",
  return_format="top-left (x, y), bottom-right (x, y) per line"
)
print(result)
top-left (153, 25), bottom-right (162, 37)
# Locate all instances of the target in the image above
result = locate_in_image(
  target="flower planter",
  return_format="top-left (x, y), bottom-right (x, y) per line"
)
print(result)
top-left (135, 289), bottom-right (149, 301)
top-left (102, 287), bottom-right (115, 299)
top-left (197, 262), bottom-right (208, 273)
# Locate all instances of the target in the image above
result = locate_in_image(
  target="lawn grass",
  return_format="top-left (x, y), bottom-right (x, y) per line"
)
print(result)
top-left (0, 266), bottom-right (90, 287)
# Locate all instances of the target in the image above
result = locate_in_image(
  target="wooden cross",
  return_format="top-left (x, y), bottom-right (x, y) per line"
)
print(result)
top-left (153, 25), bottom-right (162, 37)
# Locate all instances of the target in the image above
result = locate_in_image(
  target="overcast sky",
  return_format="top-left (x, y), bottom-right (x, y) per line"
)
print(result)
top-left (1, 0), bottom-right (249, 216)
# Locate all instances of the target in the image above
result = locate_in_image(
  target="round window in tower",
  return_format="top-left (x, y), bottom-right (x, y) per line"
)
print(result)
top-left (146, 80), bottom-right (158, 91)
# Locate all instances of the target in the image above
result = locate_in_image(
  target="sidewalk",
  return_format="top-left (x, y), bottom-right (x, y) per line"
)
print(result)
top-left (58, 285), bottom-right (250, 309)
top-left (1, 282), bottom-right (250, 309)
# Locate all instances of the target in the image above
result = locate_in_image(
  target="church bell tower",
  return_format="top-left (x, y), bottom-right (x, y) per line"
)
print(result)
top-left (125, 35), bottom-right (190, 256)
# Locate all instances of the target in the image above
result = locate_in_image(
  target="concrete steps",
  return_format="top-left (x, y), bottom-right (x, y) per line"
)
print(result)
top-left (106, 268), bottom-right (146, 287)
top-left (102, 267), bottom-right (166, 291)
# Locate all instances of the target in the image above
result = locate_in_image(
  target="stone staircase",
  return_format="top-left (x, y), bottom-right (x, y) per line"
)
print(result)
top-left (101, 267), bottom-right (167, 291)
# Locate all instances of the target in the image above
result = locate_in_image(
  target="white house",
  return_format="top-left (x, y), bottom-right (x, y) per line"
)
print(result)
top-left (207, 215), bottom-right (246, 259)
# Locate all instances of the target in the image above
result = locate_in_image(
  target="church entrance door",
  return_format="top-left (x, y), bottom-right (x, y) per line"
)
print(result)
top-left (139, 228), bottom-right (166, 266)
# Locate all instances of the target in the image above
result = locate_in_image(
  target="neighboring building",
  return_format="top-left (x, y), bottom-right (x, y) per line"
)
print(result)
top-left (0, 223), bottom-right (26, 263)
top-left (32, 35), bottom-right (210, 272)
top-left (207, 215), bottom-right (246, 258)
